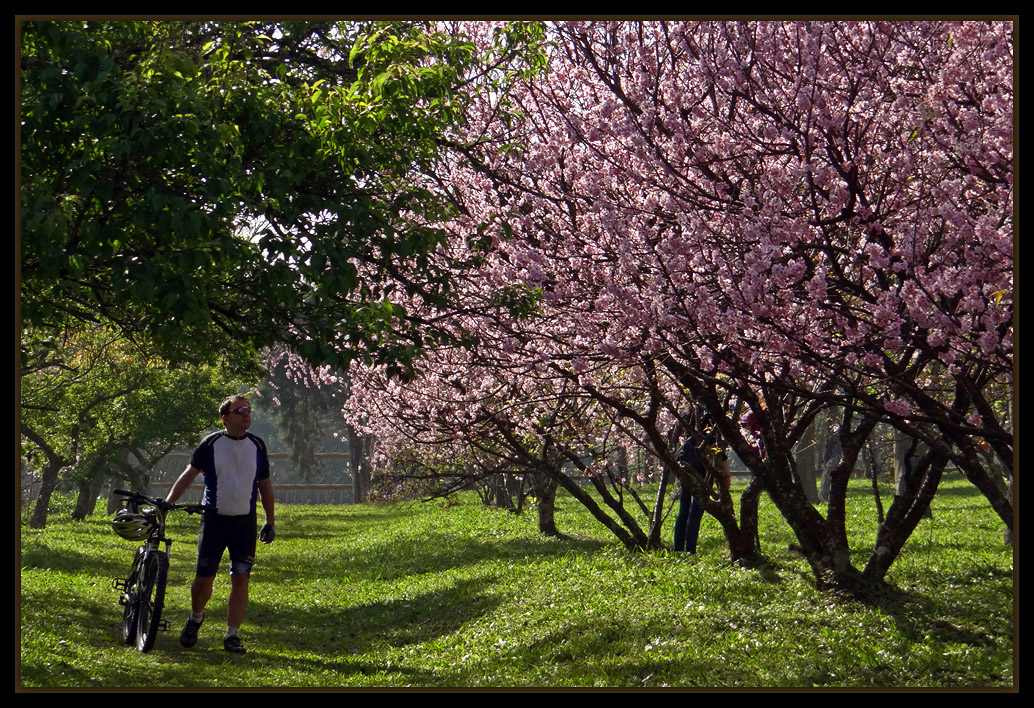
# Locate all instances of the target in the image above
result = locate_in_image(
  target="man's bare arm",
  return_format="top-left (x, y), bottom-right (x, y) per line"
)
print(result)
top-left (258, 477), bottom-right (275, 526)
top-left (165, 466), bottom-right (202, 504)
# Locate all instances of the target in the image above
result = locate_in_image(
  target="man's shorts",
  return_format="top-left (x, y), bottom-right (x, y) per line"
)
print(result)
top-left (195, 512), bottom-right (257, 577)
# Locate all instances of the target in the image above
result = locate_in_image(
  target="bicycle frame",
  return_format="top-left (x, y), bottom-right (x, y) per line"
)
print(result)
top-left (111, 490), bottom-right (208, 653)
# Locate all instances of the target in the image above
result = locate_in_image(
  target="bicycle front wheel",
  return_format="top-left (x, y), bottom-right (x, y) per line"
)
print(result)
top-left (122, 593), bottom-right (139, 645)
top-left (135, 551), bottom-right (169, 653)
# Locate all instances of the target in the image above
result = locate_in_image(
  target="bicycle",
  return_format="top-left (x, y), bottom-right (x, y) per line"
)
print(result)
top-left (110, 489), bottom-right (212, 653)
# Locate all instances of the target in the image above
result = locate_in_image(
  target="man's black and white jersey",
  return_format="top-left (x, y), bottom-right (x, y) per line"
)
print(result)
top-left (189, 431), bottom-right (271, 516)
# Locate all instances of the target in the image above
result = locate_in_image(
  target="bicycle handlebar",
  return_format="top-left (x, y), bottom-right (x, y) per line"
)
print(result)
top-left (114, 489), bottom-right (216, 515)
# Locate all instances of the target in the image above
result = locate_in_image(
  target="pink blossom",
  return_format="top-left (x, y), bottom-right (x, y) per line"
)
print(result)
top-left (884, 399), bottom-right (912, 417)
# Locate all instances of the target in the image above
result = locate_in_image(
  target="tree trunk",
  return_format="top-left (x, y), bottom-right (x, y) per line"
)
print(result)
top-left (735, 476), bottom-right (764, 557)
top-left (794, 417), bottom-right (823, 504)
top-left (533, 473), bottom-right (559, 536)
top-left (863, 446), bottom-right (948, 584)
top-left (818, 408), bottom-right (842, 503)
top-left (107, 484), bottom-right (125, 514)
top-left (490, 474), bottom-right (515, 510)
top-left (23, 424), bottom-right (70, 530)
top-left (348, 430), bottom-right (373, 504)
top-left (647, 467), bottom-right (672, 548)
top-left (29, 459), bottom-right (63, 529)
top-left (869, 449), bottom-right (885, 526)
top-left (894, 435), bottom-right (933, 520)
top-left (551, 470), bottom-right (649, 550)
top-left (953, 451), bottom-right (1013, 533)
top-left (759, 457), bottom-right (884, 598)
top-left (71, 475), bottom-right (105, 520)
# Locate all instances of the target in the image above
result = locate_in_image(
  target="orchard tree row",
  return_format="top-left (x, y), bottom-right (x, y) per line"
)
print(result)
top-left (340, 21), bottom-right (1013, 598)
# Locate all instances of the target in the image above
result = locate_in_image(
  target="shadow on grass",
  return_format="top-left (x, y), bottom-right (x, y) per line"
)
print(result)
top-left (175, 652), bottom-right (438, 687)
top-left (258, 572), bottom-right (499, 651)
top-left (511, 615), bottom-right (737, 687)
top-left (21, 516), bottom-right (202, 580)
top-left (276, 503), bottom-right (425, 532)
top-left (730, 553), bottom-right (786, 585)
top-left (124, 574), bottom-right (504, 685)
top-left (21, 577), bottom-right (118, 637)
top-left (265, 531), bottom-right (608, 585)
top-left (21, 542), bottom-right (121, 577)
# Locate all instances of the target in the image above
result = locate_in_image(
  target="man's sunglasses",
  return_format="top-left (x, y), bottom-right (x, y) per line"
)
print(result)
top-left (228, 406), bottom-right (252, 415)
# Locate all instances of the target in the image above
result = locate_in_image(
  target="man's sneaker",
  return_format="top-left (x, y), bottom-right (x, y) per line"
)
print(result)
top-left (180, 616), bottom-right (203, 648)
top-left (224, 635), bottom-right (246, 654)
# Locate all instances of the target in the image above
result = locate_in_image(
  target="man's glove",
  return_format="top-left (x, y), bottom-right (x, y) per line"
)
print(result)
top-left (259, 523), bottom-right (275, 543)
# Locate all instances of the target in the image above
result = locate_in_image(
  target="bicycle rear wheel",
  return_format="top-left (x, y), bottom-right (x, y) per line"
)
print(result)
top-left (135, 551), bottom-right (169, 653)
top-left (121, 550), bottom-right (144, 645)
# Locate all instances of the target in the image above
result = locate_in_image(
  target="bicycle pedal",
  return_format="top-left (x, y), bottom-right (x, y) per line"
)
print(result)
top-left (157, 619), bottom-right (170, 631)
top-left (112, 577), bottom-right (128, 591)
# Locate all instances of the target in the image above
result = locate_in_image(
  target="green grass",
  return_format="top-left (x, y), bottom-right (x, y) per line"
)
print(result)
top-left (19, 472), bottom-right (1014, 688)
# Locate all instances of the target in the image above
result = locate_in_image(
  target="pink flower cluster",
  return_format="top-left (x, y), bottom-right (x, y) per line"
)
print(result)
top-left (341, 20), bottom-right (1012, 479)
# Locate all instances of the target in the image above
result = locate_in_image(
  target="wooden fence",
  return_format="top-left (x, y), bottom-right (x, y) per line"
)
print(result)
top-left (19, 452), bottom-right (357, 507)
top-left (141, 452), bottom-right (356, 505)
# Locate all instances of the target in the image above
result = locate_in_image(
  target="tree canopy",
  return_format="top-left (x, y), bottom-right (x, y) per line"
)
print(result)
top-left (20, 19), bottom-right (544, 376)
top-left (342, 20), bottom-right (1014, 597)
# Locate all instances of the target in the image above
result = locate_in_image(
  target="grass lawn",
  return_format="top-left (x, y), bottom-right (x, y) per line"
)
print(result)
top-left (18, 472), bottom-right (1014, 689)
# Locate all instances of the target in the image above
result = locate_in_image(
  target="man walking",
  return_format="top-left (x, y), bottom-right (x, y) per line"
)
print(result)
top-left (165, 394), bottom-right (276, 654)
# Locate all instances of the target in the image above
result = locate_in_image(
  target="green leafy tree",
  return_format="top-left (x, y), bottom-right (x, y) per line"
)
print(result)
top-left (20, 325), bottom-right (249, 527)
top-left (20, 20), bottom-right (543, 375)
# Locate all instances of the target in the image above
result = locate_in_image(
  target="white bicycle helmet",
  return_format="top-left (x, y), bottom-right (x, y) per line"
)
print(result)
top-left (111, 509), bottom-right (156, 541)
